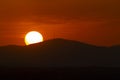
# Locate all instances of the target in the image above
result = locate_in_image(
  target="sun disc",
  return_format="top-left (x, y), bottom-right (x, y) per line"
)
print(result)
top-left (25, 31), bottom-right (43, 45)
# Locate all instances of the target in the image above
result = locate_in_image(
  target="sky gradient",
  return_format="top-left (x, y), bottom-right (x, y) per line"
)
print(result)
top-left (0, 0), bottom-right (120, 46)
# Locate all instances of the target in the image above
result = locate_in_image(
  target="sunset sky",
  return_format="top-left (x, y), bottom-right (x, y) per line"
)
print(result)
top-left (0, 0), bottom-right (120, 46)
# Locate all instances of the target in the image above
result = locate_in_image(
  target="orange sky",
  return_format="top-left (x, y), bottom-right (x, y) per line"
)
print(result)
top-left (0, 0), bottom-right (120, 46)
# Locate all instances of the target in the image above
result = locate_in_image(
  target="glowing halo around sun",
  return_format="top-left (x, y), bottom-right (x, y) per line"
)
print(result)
top-left (25, 31), bottom-right (43, 45)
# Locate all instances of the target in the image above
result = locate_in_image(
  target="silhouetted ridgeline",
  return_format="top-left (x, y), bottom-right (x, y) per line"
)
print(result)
top-left (0, 38), bottom-right (120, 79)
top-left (0, 38), bottom-right (120, 67)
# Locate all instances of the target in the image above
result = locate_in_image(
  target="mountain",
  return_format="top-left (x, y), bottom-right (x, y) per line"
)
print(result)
top-left (0, 38), bottom-right (120, 67)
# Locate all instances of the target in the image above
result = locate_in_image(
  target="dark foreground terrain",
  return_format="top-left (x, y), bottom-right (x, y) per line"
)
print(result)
top-left (0, 39), bottom-right (120, 79)
top-left (0, 67), bottom-right (120, 80)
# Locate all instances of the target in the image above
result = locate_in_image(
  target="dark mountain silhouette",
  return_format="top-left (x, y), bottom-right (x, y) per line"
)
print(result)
top-left (0, 38), bottom-right (120, 67)
top-left (0, 38), bottom-right (120, 79)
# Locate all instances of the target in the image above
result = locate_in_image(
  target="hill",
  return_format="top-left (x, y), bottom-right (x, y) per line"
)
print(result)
top-left (1, 38), bottom-right (120, 79)
top-left (0, 38), bottom-right (120, 67)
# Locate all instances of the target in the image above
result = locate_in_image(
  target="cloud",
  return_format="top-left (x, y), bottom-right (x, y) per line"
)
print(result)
top-left (0, 0), bottom-right (120, 23)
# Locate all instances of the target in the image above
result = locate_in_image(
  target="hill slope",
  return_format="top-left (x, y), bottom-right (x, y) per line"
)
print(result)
top-left (0, 38), bottom-right (120, 67)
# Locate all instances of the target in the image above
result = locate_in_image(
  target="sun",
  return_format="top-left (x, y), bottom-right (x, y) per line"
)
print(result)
top-left (25, 31), bottom-right (43, 45)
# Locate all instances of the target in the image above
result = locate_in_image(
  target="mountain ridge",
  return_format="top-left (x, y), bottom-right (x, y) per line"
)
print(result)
top-left (0, 38), bottom-right (120, 67)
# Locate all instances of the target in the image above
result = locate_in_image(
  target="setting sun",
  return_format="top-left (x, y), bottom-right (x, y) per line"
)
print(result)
top-left (25, 31), bottom-right (43, 45)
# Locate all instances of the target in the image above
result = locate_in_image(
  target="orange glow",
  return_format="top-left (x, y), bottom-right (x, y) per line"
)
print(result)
top-left (0, 0), bottom-right (120, 46)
